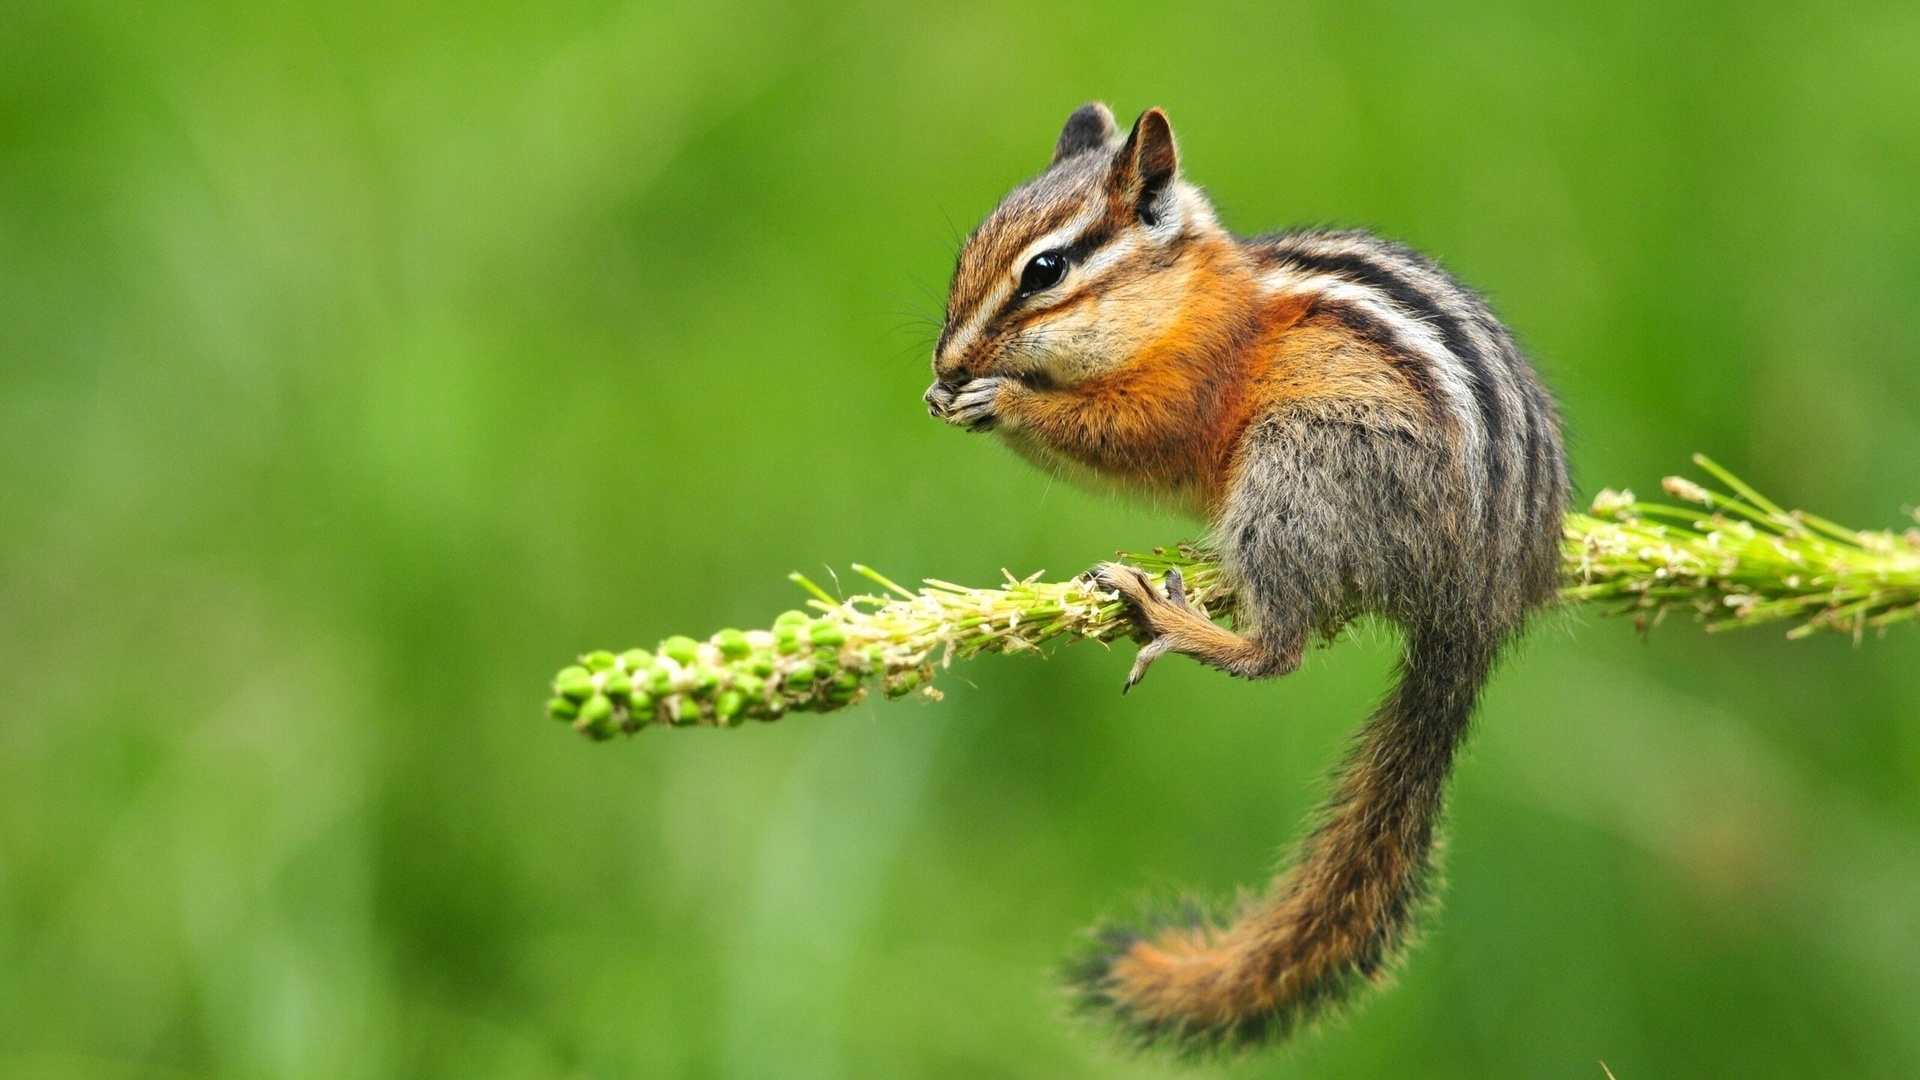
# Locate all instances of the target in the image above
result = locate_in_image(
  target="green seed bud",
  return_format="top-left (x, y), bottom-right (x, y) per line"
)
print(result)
top-left (629, 692), bottom-right (655, 721)
top-left (807, 620), bottom-right (846, 648)
top-left (884, 669), bottom-right (922, 699)
top-left (620, 648), bottom-right (654, 671)
top-left (784, 662), bottom-right (815, 688)
top-left (600, 671), bottom-right (632, 701)
top-left (863, 645), bottom-right (885, 670)
top-left (774, 628), bottom-right (801, 655)
top-left (555, 666), bottom-right (595, 702)
top-left (691, 668), bottom-right (721, 696)
top-left (749, 651), bottom-right (776, 676)
top-left (672, 697), bottom-right (702, 726)
top-left (547, 696), bottom-right (581, 720)
top-left (832, 670), bottom-right (860, 693)
top-left (734, 673), bottom-right (765, 699)
top-left (584, 650), bottom-right (618, 672)
top-left (828, 684), bottom-right (859, 705)
top-left (774, 609), bottom-right (811, 629)
top-left (662, 636), bottom-right (700, 665)
top-left (715, 629), bottom-right (751, 658)
top-left (715, 690), bottom-right (744, 722)
top-left (578, 693), bottom-right (613, 725)
top-left (649, 665), bottom-right (674, 695)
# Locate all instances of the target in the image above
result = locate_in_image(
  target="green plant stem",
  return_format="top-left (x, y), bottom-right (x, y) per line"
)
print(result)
top-left (546, 456), bottom-right (1920, 740)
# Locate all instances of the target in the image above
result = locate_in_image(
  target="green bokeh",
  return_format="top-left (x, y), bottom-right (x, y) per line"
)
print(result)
top-left (3, 2), bottom-right (1918, 1077)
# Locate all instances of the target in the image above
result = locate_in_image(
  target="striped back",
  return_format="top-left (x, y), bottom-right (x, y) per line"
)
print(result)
top-left (1250, 230), bottom-right (1569, 616)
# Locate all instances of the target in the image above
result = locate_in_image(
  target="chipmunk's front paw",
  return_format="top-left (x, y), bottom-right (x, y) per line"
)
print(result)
top-left (1090, 564), bottom-right (1202, 692)
top-left (942, 376), bottom-right (1011, 433)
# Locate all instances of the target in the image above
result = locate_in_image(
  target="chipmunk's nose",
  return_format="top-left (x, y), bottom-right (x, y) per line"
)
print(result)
top-left (924, 379), bottom-right (959, 417)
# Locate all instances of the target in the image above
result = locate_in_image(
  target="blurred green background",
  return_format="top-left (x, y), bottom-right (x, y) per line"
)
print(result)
top-left (3, 1), bottom-right (1919, 1077)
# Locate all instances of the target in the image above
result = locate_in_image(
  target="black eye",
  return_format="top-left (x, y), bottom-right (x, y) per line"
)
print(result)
top-left (1018, 251), bottom-right (1068, 296)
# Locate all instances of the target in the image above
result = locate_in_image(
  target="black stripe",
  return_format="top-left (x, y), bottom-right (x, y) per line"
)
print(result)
top-left (1519, 369), bottom-right (1557, 553)
top-left (1309, 295), bottom-right (1448, 423)
top-left (1060, 223), bottom-right (1113, 265)
top-left (1270, 237), bottom-right (1513, 509)
top-left (989, 224), bottom-right (1117, 327)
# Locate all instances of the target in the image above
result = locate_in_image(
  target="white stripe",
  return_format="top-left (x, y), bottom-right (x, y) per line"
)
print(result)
top-left (1011, 206), bottom-right (1103, 272)
top-left (941, 280), bottom-right (1008, 360)
top-left (1259, 265), bottom-right (1488, 507)
top-left (1072, 234), bottom-right (1137, 281)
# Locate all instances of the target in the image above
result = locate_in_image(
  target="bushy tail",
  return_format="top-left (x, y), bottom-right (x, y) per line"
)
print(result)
top-left (1068, 629), bottom-right (1495, 1054)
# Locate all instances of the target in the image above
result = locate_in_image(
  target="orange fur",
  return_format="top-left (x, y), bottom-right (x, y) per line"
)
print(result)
top-left (1002, 254), bottom-right (1433, 514)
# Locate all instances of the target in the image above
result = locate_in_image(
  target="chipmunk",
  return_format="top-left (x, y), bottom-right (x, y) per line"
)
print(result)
top-left (925, 103), bottom-right (1568, 1052)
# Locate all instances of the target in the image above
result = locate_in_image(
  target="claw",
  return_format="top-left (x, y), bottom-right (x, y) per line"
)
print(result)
top-left (945, 376), bottom-right (1006, 432)
top-left (1092, 562), bottom-right (1189, 693)
top-left (924, 380), bottom-right (958, 417)
top-left (1163, 566), bottom-right (1187, 607)
top-left (1123, 637), bottom-right (1173, 693)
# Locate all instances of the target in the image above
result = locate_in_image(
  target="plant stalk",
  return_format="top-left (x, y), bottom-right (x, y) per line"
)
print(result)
top-left (546, 456), bottom-right (1920, 740)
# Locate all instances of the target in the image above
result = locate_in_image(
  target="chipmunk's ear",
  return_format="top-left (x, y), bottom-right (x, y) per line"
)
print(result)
top-left (1053, 102), bottom-right (1117, 164)
top-left (1111, 108), bottom-right (1179, 227)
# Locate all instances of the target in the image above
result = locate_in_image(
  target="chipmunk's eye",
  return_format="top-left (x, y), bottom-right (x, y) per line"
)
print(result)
top-left (1018, 251), bottom-right (1068, 296)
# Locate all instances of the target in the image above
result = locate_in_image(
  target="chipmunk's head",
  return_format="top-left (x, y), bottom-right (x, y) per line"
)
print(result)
top-left (926, 104), bottom-right (1226, 408)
